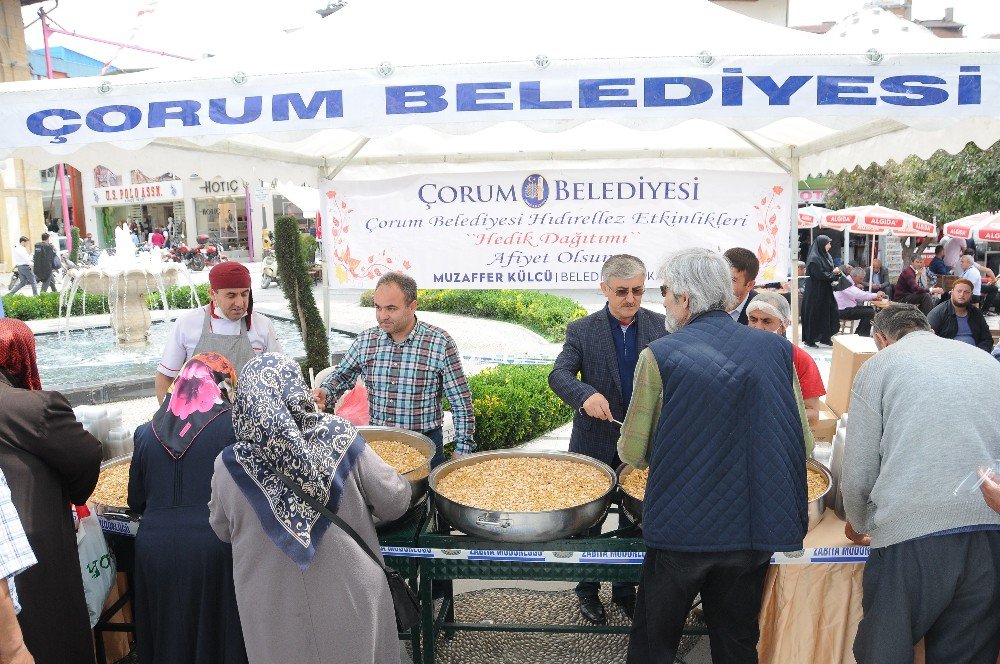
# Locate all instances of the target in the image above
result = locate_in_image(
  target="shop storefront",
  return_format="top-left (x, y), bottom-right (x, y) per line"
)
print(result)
top-left (89, 167), bottom-right (185, 246)
top-left (193, 178), bottom-right (250, 251)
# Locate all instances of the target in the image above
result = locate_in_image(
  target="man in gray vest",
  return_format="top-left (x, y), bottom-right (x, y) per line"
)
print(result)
top-left (618, 247), bottom-right (810, 664)
top-left (549, 254), bottom-right (666, 624)
top-left (844, 304), bottom-right (1000, 663)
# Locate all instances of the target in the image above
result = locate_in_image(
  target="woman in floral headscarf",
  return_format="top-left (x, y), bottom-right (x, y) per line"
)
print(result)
top-left (128, 352), bottom-right (248, 664)
top-left (209, 353), bottom-right (410, 664)
top-left (0, 319), bottom-right (102, 664)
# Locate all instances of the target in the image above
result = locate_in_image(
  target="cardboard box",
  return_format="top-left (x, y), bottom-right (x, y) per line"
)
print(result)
top-left (809, 399), bottom-right (839, 443)
top-left (825, 334), bottom-right (878, 417)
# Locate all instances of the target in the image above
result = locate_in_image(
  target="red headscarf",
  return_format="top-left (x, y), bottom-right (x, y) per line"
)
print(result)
top-left (209, 262), bottom-right (253, 330)
top-left (0, 319), bottom-right (42, 391)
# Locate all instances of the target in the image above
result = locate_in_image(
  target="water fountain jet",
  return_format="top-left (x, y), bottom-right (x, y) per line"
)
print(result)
top-left (63, 225), bottom-right (192, 346)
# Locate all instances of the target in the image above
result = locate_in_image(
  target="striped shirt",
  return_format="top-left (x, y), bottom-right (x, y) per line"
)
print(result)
top-left (0, 469), bottom-right (36, 614)
top-left (320, 319), bottom-right (476, 454)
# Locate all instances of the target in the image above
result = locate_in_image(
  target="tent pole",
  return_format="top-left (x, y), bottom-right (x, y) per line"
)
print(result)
top-left (730, 130), bottom-right (800, 344)
top-left (729, 129), bottom-right (791, 174)
top-left (319, 137), bottom-right (370, 355)
top-left (790, 157), bottom-right (800, 346)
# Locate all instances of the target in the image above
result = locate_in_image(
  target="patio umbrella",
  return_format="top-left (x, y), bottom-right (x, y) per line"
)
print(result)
top-left (828, 205), bottom-right (935, 290)
top-left (943, 212), bottom-right (1000, 242)
top-left (798, 205), bottom-right (828, 229)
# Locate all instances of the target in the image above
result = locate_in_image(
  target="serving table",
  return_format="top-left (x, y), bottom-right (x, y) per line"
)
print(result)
top-left (400, 499), bottom-right (671, 664)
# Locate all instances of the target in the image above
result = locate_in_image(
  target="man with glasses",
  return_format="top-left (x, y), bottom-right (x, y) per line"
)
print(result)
top-left (549, 254), bottom-right (666, 624)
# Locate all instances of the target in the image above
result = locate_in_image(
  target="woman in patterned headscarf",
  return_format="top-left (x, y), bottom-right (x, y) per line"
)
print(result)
top-left (129, 352), bottom-right (248, 664)
top-left (0, 319), bottom-right (102, 664)
top-left (209, 353), bottom-right (410, 664)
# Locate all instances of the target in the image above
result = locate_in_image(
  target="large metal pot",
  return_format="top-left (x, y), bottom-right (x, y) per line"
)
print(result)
top-left (358, 426), bottom-right (434, 526)
top-left (617, 464), bottom-right (644, 527)
top-left (90, 454), bottom-right (141, 535)
top-left (429, 450), bottom-right (616, 543)
top-left (807, 459), bottom-right (834, 532)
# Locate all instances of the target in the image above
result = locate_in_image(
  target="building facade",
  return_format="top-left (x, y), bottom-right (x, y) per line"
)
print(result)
top-left (0, 0), bottom-right (45, 271)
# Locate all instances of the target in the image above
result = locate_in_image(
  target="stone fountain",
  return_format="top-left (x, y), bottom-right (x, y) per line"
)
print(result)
top-left (62, 225), bottom-right (193, 346)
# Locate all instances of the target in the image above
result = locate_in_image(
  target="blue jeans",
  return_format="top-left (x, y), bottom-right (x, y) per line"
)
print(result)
top-left (422, 427), bottom-right (445, 468)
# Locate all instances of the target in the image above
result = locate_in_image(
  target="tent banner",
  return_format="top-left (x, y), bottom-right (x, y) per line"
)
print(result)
top-left (320, 167), bottom-right (792, 290)
top-left (2, 61), bottom-right (994, 150)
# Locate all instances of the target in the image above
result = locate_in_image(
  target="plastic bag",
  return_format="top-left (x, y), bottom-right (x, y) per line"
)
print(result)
top-left (76, 506), bottom-right (116, 627)
top-left (335, 381), bottom-right (370, 426)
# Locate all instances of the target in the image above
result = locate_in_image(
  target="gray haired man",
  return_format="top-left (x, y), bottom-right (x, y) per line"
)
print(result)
top-left (618, 247), bottom-right (811, 664)
top-left (549, 254), bottom-right (666, 623)
top-left (843, 304), bottom-right (1000, 663)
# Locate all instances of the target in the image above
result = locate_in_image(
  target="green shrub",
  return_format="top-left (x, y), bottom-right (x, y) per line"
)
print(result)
top-left (359, 289), bottom-right (586, 342)
top-left (1, 284), bottom-right (207, 322)
top-left (1, 291), bottom-right (110, 321)
top-left (298, 233), bottom-right (319, 264)
top-left (275, 216), bottom-right (328, 373)
top-left (146, 283), bottom-right (210, 309)
top-left (69, 227), bottom-right (81, 263)
top-left (445, 364), bottom-right (573, 453)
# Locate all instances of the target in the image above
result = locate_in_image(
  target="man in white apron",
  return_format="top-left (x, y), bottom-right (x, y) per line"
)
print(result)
top-left (155, 262), bottom-right (283, 403)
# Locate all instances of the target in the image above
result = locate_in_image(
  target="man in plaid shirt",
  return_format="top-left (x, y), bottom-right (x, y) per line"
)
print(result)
top-left (0, 468), bottom-right (36, 663)
top-left (313, 272), bottom-right (474, 467)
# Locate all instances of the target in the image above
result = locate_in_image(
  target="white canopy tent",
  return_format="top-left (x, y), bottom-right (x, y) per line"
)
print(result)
top-left (2, 0), bottom-right (1000, 341)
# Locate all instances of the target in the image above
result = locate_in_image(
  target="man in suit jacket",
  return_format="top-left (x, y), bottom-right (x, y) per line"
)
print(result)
top-left (549, 255), bottom-right (666, 625)
top-left (862, 258), bottom-right (893, 300)
top-left (724, 247), bottom-right (759, 325)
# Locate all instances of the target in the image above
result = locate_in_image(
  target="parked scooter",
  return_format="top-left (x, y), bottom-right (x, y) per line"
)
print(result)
top-left (261, 248), bottom-right (278, 289)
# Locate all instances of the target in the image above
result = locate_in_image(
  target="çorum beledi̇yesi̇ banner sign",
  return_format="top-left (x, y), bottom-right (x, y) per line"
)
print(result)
top-left (320, 168), bottom-right (792, 290)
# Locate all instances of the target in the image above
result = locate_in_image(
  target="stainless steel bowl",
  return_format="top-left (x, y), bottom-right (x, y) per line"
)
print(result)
top-left (807, 459), bottom-right (833, 532)
top-left (429, 450), bottom-right (616, 543)
top-left (617, 464), bottom-right (644, 527)
top-left (358, 426), bottom-right (434, 525)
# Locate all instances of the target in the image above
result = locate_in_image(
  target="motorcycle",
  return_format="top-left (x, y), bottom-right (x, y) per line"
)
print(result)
top-left (168, 244), bottom-right (206, 271)
top-left (197, 234), bottom-right (229, 267)
top-left (261, 248), bottom-right (278, 289)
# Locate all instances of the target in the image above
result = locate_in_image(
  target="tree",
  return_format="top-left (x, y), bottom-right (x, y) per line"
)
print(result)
top-left (69, 226), bottom-right (81, 263)
top-left (274, 215), bottom-right (329, 374)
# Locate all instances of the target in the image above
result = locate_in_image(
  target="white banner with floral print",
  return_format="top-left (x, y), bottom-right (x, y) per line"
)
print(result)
top-left (320, 168), bottom-right (792, 289)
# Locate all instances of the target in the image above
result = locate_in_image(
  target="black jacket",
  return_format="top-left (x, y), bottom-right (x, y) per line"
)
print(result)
top-left (927, 300), bottom-right (994, 352)
top-left (32, 242), bottom-right (56, 280)
top-left (736, 289), bottom-right (760, 325)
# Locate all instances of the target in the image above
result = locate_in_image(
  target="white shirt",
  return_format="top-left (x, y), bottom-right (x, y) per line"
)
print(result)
top-left (157, 304), bottom-right (283, 377)
top-left (963, 266), bottom-right (983, 296)
top-left (11, 245), bottom-right (31, 267)
top-left (727, 291), bottom-right (751, 322)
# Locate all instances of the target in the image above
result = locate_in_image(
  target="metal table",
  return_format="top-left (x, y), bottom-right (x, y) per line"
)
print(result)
top-left (392, 500), bottom-right (705, 664)
top-left (378, 500), bottom-right (430, 661)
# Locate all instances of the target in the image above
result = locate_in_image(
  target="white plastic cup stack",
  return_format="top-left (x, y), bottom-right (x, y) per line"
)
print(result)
top-left (106, 428), bottom-right (129, 459)
top-left (105, 407), bottom-right (123, 434)
top-left (92, 408), bottom-right (110, 445)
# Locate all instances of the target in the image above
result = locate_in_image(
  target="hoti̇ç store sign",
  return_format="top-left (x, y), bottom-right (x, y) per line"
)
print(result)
top-left (200, 179), bottom-right (241, 195)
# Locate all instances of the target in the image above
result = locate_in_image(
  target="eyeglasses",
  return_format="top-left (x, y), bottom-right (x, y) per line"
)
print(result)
top-left (612, 287), bottom-right (644, 298)
top-left (660, 284), bottom-right (671, 297)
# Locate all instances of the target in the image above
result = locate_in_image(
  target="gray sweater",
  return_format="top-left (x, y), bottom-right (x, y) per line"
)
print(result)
top-left (843, 331), bottom-right (1000, 548)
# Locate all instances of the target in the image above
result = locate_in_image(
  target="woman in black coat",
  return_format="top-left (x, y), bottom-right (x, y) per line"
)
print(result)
top-left (0, 319), bottom-right (102, 664)
top-left (802, 235), bottom-right (842, 347)
top-left (128, 352), bottom-right (248, 664)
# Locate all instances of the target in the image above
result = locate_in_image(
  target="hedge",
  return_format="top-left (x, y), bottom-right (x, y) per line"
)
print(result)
top-left (445, 364), bottom-right (573, 454)
top-left (361, 289), bottom-right (586, 342)
top-left (2, 284), bottom-right (209, 322)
